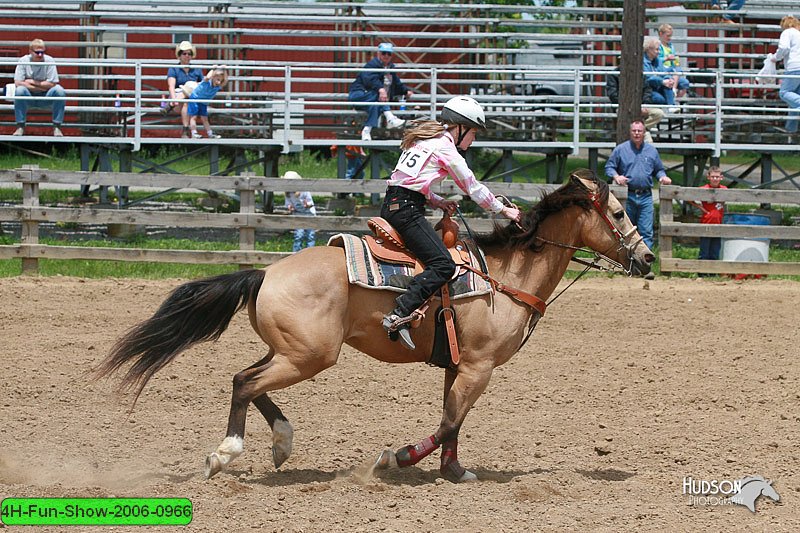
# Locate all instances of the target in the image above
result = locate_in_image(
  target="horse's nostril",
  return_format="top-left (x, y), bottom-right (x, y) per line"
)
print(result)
top-left (644, 253), bottom-right (656, 264)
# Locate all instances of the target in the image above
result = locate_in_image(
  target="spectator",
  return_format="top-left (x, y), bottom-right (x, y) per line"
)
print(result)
top-left (657, 24), bottom-right (691, 99)
top-left (691, 166), bottom-right (727, 263)
top-left (186, 66), bottom-right (228, 139)
top-left (163, 41), bottom-right (204, 138)
top-left (12, 38), bottom-right (66, 137)
top-left (770, 16), bottom-right (800, 136)
top-left (348, 43), bottom-right (412, 141)
top-left (643, 37), bottom-right (677, 111)
top-left (711, 0), bottom-right (745, 24)
top-left (379, 96), bottom-right (521, 350)
top-left (282, 171), bottom-right (317, 252)
top-left (606, 72), bottom-right (665, 143)
top-left (605, 120), bottom-right (671, 262)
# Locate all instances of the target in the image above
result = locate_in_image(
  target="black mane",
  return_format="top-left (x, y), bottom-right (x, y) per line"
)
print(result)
top-left (475, 169), bottom-right (609, 252)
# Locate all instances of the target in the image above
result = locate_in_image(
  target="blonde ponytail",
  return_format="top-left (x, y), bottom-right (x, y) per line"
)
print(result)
top-left (400, 119), bottom-right (446, 150)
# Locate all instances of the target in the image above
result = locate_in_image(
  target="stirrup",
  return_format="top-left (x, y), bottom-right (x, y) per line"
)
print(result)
top-left (382, 312), bottom-right (416, 350)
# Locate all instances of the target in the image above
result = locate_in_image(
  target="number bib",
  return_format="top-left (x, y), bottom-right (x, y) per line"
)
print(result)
top-left (393, 145), bottom-right (434, 179)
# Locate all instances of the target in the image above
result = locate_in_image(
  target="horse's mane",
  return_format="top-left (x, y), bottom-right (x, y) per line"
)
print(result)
top-left (475, 168), bottom-right (609, 252)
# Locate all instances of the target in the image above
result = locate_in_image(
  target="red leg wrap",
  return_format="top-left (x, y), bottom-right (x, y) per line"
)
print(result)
top-left (395, 435), bottom-right (440, 468)
top-left (440, 440), bottom-right (467, 480)
top-left (441, 439), bottom-right (458, 465)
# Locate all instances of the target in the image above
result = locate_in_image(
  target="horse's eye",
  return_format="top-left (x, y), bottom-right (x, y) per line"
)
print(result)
top-left (613, 210), bottom-right (625, 220)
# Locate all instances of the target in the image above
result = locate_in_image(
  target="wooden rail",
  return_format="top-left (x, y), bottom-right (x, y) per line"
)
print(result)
top-left (0, 167), bottom-right (556, 273)
top-left (3, 168), bottom-right (798, 276)
top-left (659, 185), bottom-right (800, 275)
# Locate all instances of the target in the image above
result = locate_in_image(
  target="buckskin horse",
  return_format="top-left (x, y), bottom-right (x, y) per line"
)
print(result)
top-left (95, 169), bottom-right (654, 483)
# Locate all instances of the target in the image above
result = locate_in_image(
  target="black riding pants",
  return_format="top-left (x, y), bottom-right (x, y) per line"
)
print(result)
top-left (381, 186), bottom-right (457, 316)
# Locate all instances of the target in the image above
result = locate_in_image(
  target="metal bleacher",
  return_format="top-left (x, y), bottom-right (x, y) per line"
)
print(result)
top-left (0, 0), bottom-right (798, 188)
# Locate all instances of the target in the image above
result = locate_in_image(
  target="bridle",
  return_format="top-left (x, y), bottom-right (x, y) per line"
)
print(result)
top-left (528, 188), bottom-right (644, 310)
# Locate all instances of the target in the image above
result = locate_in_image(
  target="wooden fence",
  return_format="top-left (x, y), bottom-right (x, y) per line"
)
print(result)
top-left (659, 185), bottom-right (800, 275)
top-left (0, 166), bottom-right (556, 274)
top-left (2, 168), bottom-right (799, 276)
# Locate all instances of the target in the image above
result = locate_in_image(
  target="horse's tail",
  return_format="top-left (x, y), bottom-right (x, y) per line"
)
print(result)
top-left (94, 268), bottom-right (266, 405)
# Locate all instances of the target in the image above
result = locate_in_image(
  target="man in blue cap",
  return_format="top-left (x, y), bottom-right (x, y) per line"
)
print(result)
top-left (348, 42), bottom-right (413, 141)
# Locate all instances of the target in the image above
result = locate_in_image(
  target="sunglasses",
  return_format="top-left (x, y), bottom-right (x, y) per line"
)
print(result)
top-left (33, 50), bottom-right (45, 56)
top-left (180, 51), bottom-right (193, 56)
top-left (379, 51), bottom-right (393, 56)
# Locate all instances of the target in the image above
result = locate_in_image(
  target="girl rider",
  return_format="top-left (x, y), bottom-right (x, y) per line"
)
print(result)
top-left (380, 96), bottom-right (521, 350)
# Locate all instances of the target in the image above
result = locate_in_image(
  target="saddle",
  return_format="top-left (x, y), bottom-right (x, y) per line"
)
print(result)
top-left (363, 214), bottom-right (547, 369)
top-left (365, 215), bottom-right (472, 275)
top-left (366, 214), bottom-right (472, 368)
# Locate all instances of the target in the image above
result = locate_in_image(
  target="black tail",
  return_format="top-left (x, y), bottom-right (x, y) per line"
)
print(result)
top-left (95, 269), bottom-right (266, 404)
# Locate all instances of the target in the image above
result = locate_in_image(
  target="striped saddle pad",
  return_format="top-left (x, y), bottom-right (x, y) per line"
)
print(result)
top-left (327, 233), bottom-right (492, 299)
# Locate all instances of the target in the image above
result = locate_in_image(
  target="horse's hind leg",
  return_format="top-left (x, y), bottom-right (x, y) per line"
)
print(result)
top-left (252, 394), bottom-right (293, 469)
top-left (234, 349), bottom-right (295, 469)
top-left (205, 352), bottom-right (336, 479)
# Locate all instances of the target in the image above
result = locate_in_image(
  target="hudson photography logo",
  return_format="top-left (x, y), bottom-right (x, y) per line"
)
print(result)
top-left (682, 475), bottom-right (780, 512)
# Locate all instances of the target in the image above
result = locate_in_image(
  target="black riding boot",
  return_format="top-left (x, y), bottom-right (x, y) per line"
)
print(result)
top-left (382, 307), bottom-right (416, 350)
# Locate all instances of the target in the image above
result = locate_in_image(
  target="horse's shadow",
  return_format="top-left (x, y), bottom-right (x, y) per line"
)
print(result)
top-left (241, 466), bottom-right (552, 488)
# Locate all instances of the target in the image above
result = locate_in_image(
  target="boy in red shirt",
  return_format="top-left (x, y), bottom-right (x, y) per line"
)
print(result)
top-left (693, 166), bottom-right (727, 260)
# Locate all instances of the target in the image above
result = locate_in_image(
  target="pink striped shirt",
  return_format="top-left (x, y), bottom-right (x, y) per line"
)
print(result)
top-left (386, 131), bottom-right (504, 213)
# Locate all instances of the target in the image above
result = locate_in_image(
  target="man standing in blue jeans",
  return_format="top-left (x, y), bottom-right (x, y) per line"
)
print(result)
top-left (13, 38), bottom-right (66, 137)
top-left (348, 43), bottom-right (412, 141)
top-left (605, 121), bottom-right (671, 275)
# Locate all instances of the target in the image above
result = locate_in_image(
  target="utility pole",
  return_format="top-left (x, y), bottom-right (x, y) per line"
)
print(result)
top-left (616, 0), bottom-right (646, 143)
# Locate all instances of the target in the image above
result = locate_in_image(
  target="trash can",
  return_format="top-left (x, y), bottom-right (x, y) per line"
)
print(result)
top-left (721, 213), bottom-right (770, 262)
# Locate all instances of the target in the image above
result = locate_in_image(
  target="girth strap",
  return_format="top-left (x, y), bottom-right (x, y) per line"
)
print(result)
top-left (439, 287), bottom-right (460, 366)
top-left (460, 264), bottom-right (547, 317)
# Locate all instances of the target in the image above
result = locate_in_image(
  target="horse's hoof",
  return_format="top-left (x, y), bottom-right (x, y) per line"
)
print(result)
top-left (204, 453), bottom-right (223, 479)
top-left (458, 469), bottom-right (478, 482)
top-left (374, 449), bottom-right (397, 470)
top-left (440, 461), bottom-right (478, 483)
top-left (271, 419), bottom-right (294, 469)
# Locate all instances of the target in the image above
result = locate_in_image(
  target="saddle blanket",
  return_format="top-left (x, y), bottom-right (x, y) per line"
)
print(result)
top-left (328, 234), bottom-right (492, 299)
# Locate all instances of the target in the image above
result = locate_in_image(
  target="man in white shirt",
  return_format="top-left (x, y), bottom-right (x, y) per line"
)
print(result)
top-left (13, 38), bottom-right (66, 137)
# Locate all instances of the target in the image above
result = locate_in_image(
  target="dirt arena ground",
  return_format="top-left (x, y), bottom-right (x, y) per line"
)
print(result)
top-left (1, 275), bottom-right (798, 532)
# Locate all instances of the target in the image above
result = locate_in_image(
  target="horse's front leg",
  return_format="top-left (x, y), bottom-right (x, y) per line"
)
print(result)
top-left (438, 368), bottom-right (474, 482)
top-left (379, 364), bottom-right (492, 483)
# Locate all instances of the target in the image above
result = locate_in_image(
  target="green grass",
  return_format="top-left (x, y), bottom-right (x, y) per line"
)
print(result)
top-left (0, 234), bottom-right (298, 278)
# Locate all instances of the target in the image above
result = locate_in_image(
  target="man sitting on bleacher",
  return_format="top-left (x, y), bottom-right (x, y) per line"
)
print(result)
top-left (607, 72), bottom-right (664, 144)
top-left (12, 38), bottom-right (65, 137)
top-left (348, 43), bottom-right (412, 141)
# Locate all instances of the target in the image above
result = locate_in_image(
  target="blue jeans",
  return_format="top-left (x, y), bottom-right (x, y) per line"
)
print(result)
top-left (345, 156), bottom-right (364, 180)
top-left (779, 70), bottom-right (800, 133)
top-left (292, 228), bottom-right (315, 252)
top-left (713, 0), bottom-right (745, 20)
top-left (699, 237), bottom-right (721, 260)
top-left (625, 190), bottom-right (655, 250)
top-left (348, 89), bottom-right (388, 128)
top-left (14, 85), bottom-right (66, 126)
top-left (649, 86), bottom-right (675, 106)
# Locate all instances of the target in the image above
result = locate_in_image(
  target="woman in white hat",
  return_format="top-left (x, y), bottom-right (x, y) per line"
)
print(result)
top-left (163, 41), bottom-right (204, 138)
top-left (379, 96), bottom-right (520, 350)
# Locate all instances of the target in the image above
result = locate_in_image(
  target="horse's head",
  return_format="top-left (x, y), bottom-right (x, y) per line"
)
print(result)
top-left (477, 169), bottom-right (654, 277)
top-left (567, 170), bottom-right (655, 277)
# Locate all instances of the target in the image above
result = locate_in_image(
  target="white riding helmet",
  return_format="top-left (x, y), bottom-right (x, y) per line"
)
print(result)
top-left (441, 96), bottom-right (486, 131)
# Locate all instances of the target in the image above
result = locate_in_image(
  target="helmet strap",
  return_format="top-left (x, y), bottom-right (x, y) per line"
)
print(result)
top-left (454, 125), bottom-right (469, 150)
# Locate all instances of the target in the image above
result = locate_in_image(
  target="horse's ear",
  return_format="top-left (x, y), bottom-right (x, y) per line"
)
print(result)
top-left (569, 173), bottom-right (593, 194)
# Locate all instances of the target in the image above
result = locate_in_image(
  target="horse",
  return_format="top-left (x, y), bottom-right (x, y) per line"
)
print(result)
top-left (730, 476), bottom-right (780, 512)
top-left (95, 169), bottom-right (654, 483)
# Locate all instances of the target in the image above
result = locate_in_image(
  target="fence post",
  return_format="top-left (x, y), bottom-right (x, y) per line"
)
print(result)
top-left (17, 165), bottom-right (41, 274)
top-left (659, 185), bottom-right (675, 274)
top-left (237, 172), bottom-right (256, 270)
